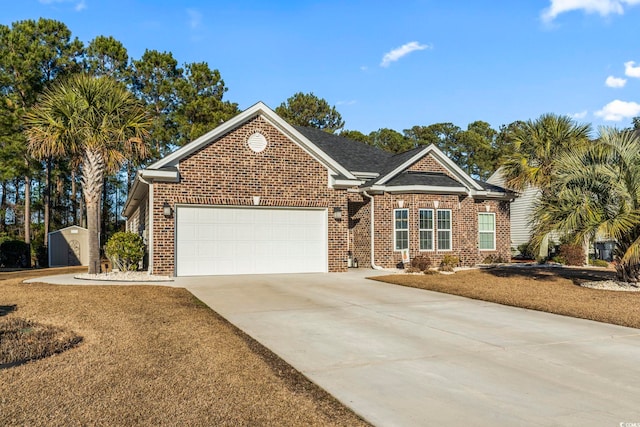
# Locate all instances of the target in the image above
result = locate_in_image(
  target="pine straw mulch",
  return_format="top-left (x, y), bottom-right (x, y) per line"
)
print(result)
top-left (0, 268), bottom-right (368, 427)
top-left (372, 265), bottom-right (640, 329)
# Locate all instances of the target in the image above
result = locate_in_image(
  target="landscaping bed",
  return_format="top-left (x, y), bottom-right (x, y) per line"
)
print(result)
top-left (372, 265), bottom-right (640, 329)
top-left (0, 268), bottom-right (368, 426)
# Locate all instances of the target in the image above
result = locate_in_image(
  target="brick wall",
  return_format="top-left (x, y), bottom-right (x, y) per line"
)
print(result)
top-left (348, 195), bottom-right (371, 267)
top-left (407, 153), bottom-right (457, 178)
top-left (151, 116), bottom-right (349, 276)
top-left (364, 193), bottom-right (510, 269)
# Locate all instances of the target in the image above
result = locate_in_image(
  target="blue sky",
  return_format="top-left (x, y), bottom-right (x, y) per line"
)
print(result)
top-left (3, 0), bottom-right (640, 134)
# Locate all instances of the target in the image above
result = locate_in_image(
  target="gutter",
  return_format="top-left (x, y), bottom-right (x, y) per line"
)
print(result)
top-left (362, 191), bottom-right (383, 270)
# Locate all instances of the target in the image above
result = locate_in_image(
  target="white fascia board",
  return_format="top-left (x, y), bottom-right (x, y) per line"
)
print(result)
top-left (140, 169), bottom-right (179, 182)
top-left (332, 178), bottom-right (364, 188)
top-left (361, 184), bottom-right (468, 194)
top-left (470, 189), bottom-right (512, 200)
top-left (352, 171), bottom-right (380, 179)
top-left (123, 176), bottom-right (149, 218)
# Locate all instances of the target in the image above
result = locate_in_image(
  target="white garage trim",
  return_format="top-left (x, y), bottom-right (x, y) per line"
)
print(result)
top-left (175, 205), bottom-right (328, 276)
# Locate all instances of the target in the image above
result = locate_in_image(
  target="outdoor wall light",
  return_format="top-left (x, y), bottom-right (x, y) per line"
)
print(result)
top-left (333, 207), bottom-right (342, 220)
top-left (163, 202), bottom-right (173, 218)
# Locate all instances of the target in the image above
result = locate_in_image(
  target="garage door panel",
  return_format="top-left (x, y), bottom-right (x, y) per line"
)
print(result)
top-left (176, 206), bottom-right (327, 276)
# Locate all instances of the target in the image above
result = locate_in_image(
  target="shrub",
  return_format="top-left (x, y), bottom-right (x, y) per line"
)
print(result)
top-left (440, 254), bottom-right (459, 272)
top-left (105, 232), bottom-right (145, 271)
top-left (516, 242), bottom-right (536, 259)
top-left (589, 258), bottom-right (609, 268)
top-left (482, 254), bottom-right (508, 264)
top-left (0, 240), bottom-right (30, 268)
top-left (558, 244), bottom-right (585, 266)
top-left (411, 255), bottom-right (432, 272)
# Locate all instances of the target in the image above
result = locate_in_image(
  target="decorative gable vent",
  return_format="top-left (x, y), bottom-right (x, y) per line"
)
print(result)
top-left (247, 132), bottom-right (268, 153)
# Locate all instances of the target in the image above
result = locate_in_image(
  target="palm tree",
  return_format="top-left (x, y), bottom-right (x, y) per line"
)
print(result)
top-left (25, 73), bottom-right (150, 274)
top-left (501, 113), bottom-right (591, 193)
top-left (532, 128), bottom-right (640, 281)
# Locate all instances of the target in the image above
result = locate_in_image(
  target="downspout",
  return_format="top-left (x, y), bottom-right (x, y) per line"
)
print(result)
top-left (138, 174), bottom-right (153, 275)
top-left (362, 191), bottom-right (383, 270)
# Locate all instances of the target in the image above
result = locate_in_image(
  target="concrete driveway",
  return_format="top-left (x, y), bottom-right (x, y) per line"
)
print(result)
top-left (177, 270), bottom-right (640, 427)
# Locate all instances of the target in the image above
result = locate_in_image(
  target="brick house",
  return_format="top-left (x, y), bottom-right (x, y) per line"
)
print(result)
top-left (123, 102), bottom-right (512, 276)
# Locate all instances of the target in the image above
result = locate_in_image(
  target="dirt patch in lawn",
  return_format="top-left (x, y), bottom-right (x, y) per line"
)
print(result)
top-left (372, 266), bottom-right (640, 329)
top-left (0, 269), bottom-right (368, 426)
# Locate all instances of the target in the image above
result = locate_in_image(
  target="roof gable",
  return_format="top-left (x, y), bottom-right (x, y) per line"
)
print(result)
top-left (148, 102), bottom-right (356, 180)
top-left (371, 144), bottom-right (484, 191)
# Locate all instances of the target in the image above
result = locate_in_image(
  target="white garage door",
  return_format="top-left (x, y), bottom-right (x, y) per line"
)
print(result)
top-left (175, 206), bottom-right (328, 276)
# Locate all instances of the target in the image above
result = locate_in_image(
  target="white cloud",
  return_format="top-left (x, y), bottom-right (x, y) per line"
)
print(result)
top-left (605, 75), bottom-right (627, 87)
top-left (624, 61), bottom-right (640, 78)
top-left (541, 0), bottom-right (640, 22)
top-left (571, 110), bottom-right (588, 119)
top-left (38, 0), bottom-right (87, 11)
top-left (380, 41), bottom-right (431, 68)
top-left (595, 99), bottom-right (640, 121)
top-left (187, 8), bottom-right (202, 29)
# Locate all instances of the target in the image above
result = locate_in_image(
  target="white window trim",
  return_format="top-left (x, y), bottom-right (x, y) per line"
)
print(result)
top-left (393, 208), bottom-right (409, 251)
top-left (478, 212), bottom-right (496, 251)
top-left (436, 209), bottom-right (452, 252)
top-left (418, 209), bottom-right (435, 252)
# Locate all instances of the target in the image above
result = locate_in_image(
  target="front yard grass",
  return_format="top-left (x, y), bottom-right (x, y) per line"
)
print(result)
top-left (0, 268), bottom-right (368, 426)
top-left (372, 266), bottom-right (640, 329)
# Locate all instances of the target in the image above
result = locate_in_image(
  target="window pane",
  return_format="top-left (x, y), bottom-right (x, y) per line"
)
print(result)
top-left (395, 230), bottom-right (408, 250)
top-left (420, 230), bottom-right (433, 250)
top-left (479, 232), bottom-right (494, 250)
top-left (437, 230), bottom-right (451, 250)
top-left (437, 210), bottom-right (451, 230)
top-left (479, 213), bottom-right (495, 232)
top-left (395, 209), bottom-right (408, 229)
top-left (419, 210), bottom-right (433, 230)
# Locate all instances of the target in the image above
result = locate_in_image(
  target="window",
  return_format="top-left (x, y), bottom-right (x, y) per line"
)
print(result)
top-left (437, 209), bottom-right (451, 251)
top-left (478, 213), bottom-right (496, 250)
top-left (419, 209), bottom-right (434, 250)
top-left (394, 209), bottom-right (408, 250)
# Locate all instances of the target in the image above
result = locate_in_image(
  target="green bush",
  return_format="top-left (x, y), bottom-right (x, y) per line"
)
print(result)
top-left (105, 232), bottom-right (144, 271)
top-left (516, 242), bottom-right (536, 259)
top-left (440, 254), bottom-right (459, 272)
top-left (589, 258), bottom-right (609, 268)
top-left (558, 244), bottom-right (585, 266)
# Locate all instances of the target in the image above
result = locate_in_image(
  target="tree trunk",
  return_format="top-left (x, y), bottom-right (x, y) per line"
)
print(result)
top-left (0, 181), bottom-right (7, 233)
top-left (43, 159), bottom-right (51, 249)
top-left (24, 172), bottom-right (31, 268)
top-left (71, 169), bottom-right (77, 225)
top-left (82, 149), bottom-right (105, 274)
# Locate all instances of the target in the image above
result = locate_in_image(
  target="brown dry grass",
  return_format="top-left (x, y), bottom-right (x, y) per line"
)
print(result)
top-left (0, 268), bottom-right (368, 426)
top-left (372, 266), bottom-right (640, 329)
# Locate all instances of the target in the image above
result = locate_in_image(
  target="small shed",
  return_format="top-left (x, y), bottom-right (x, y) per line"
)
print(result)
top-left (48, 225), bottom-right (89, 267)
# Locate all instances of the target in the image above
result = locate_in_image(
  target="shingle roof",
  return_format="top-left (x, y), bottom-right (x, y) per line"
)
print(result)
top-left (385, 171), bottom-right (466, 188)
top-left (294, 125), bottom-right (507, 194)
top-left (294, 126), bottom-right (391, 173)
top-left (474, 179), bottom-right (509, 193)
